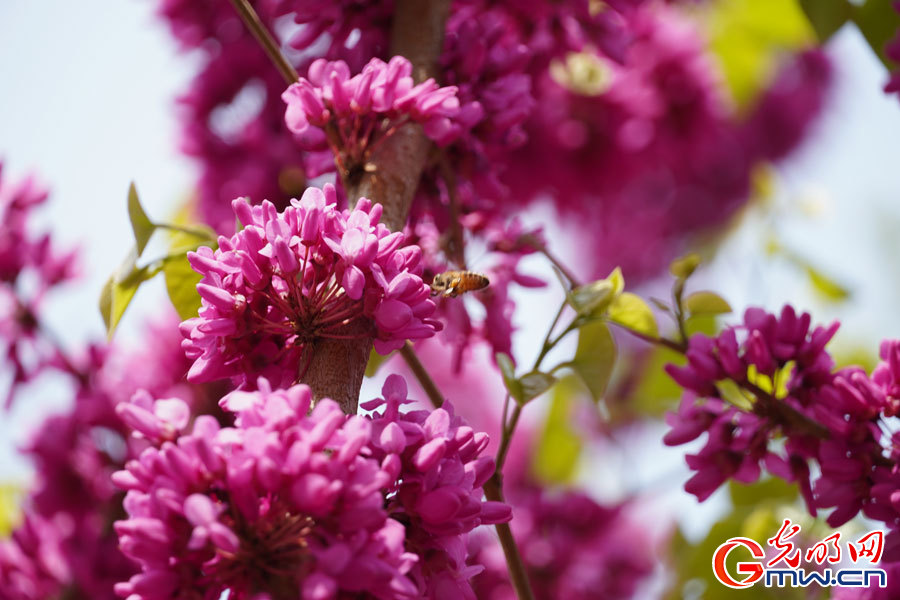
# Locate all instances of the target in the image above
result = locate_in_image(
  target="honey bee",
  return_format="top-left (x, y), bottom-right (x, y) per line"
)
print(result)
top-left (430, 271), bottom-right (490, 298)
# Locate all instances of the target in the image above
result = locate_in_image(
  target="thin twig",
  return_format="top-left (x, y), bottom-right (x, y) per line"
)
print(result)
top-left (495, 403), bottom-right (521, 474)
top-left (399, 342), bottom-right (443, 408)
top-left (484, 477), bottom-right (536, 600)
top-left (540, 245), bottom-right (580, 288)
top-left (228, 0), bottom-right (299, 85)
top-left (437, 154), bottom-right (467, 268)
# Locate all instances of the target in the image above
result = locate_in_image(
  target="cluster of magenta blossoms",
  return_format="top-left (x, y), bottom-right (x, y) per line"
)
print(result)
top-left (181, 184), bottom-right (440, 387)
top-left (113, 376), bottom-right (509, 599)
top-left (0, 165), bottom-right (78, 407)
top-left (663, 305), bottom-right (900, 558)
top-left (282, 56), bottom-right (463, 176)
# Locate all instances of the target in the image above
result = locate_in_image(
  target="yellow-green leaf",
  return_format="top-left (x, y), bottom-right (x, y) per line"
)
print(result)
top-left (568, 267), bottom-right (624, 318)
top-left (684, 291), bottom-right (732, 317)
top-left (496, 353), bottom-right (524, 403)
top-left (163, 254), bottom-right (203, 321)
top-left (570, 321), bottom-right (617, 402)
top-left (804, 265), bottom-right (850, 302)
top-left (99, 248), bottom-right (157, 338)
top-left (518, 371), bottom-right (557, 403)
top-left (365, 347), bottom-right (394, 377)
top-left (702, 0), bottom-right (815, 108)
top-left (608, 292), bottom-right (658, 338)
top-left (532, 376), bottom-right (582, 484)
top-left (0, 483), bottom-right (22, 537)
top-left (669, 253), bottom-right (701, 280)
top-left (127, 182), bottom-right (156, 256)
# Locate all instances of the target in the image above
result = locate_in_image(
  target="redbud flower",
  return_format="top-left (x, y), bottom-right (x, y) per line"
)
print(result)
top-left (664, 306), bottom-right (891, 529)
top-left (180, 185), bottom-right (441, 387)
top-left (113, 376), bottom-right (507, 599)
top-left (282, 56), bottom-right (463, 174)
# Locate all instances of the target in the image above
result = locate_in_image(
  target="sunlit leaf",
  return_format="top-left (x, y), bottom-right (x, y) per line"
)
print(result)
top-left (99, 248), bottom-right (159, 338)
top-left (608, 292), bottom-right (658, 338)
top-left (127, 182), bottom-right (156, 256)
top-left (162, 201), bottom-right (216, 320)
top-left (568, 267), bottom-right (624, 317)
top-left (569, 321), bottom-right (617, 402)
top-left (532, 376), bottom-right (583, 484)
top-left (365, 347), bottom-right (394, 377)
top-left (0, 483), bottom-right (22, 537)
top-left (162, 254), bottom-right (203, 321)
top-left (684, 291), bottom-right (732, 317)
top-left (518, 371), bottom-right (557, 403)
top-left (804, 264), bottom-right (850, 302)
top-left (669, 253), bottom-right (701, 280)
top-left (496, 353), bottom-right (524, 404)
top-left (702, 0), bottom-right (815, 107)
top-left (799, 0), bottom-right (852, 42)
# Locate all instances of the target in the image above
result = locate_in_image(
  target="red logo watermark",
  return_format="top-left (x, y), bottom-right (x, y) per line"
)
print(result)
top-left (712, 519), bottom-right (886, 589)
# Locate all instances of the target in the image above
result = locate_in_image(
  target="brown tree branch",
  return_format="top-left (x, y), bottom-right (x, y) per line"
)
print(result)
top-left (229, 0), bottom-right (451, 412)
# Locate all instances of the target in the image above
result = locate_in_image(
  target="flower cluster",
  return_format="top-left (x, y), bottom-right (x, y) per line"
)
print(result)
top-left (664, 306), bottom-right (899, 539)
top-left (181, 185), bottom-right (441, 387)
top-left (274, 0), bottom-right (391, 69)
top-left (113, 376), bottom-right (508, 599)
top-left (0, 165), bottom-right (78, 407)
top-left (282, 56), bottom-right (463, 177)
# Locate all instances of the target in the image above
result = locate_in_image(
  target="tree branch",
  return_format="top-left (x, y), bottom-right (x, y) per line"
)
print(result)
top-left (484, 477), bottom-right (536, 600)
top-left (229, 0), bottom-right (451, 412)
top-left (227, 0), bottom-right (298, 85)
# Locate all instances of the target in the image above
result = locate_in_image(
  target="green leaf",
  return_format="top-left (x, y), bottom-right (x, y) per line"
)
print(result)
top-left (162, 254), bottom-right (203, 321)
top-left (669, 253), bottom-right (701, 280)
top-left (532, 376), bottom-right (582, 484)
top-left (729, 477), bottom-right (798, 508)
top-left (518, 371), bottom-right (557, 403)
top-left (161, 201), bottom-right (217, 320)
top-left (684, 291), bottom-right (732, 317)
top-left (0, 483), bottom-right (22, 538)
top-left (607, 292), bottom-right (658, 338)
top-left (127, 182), bottom-right (156, 256)
top-left (99, 248), bottom-right (160, 338)
top-left (568, 267), bottom-right (624, 317)
top-left (799, 0), bottom-right (852, 41)
top-left (852, 0), bottom-right (900, 69)
top-left (703, 0), bottom-right (815, 108)
top-left (804, 264), bottom-right (850, 302)
top-left (569, 321), bottom-right (617, 402)
top-left (365, 347), bottom-right (394, 377)
top-left (496, 353), bottom-right (524, 404)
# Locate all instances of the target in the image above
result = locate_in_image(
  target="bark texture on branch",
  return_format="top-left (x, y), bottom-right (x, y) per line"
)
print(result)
top-left (311, 0), bottom-right (451, 411)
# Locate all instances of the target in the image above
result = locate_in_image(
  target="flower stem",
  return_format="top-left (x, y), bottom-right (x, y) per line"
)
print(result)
top-left (399, 342), bottom-right (443, 408)
top-left (227, 0), bottom-right (298, 85)
top-left (484, 477), bottom-right (536, 600)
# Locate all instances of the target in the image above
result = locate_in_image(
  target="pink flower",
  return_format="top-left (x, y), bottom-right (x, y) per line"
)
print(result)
top-left (113, 377), bottom-right (506, 599)
top-left (664, 306), bottom-right (893, 528)
top-left (180, 185), bottom-right (441, 387)
top-left (0, 165), bottom-right (78, 408)
top-left (282, 56), bottom-right (463, 174)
